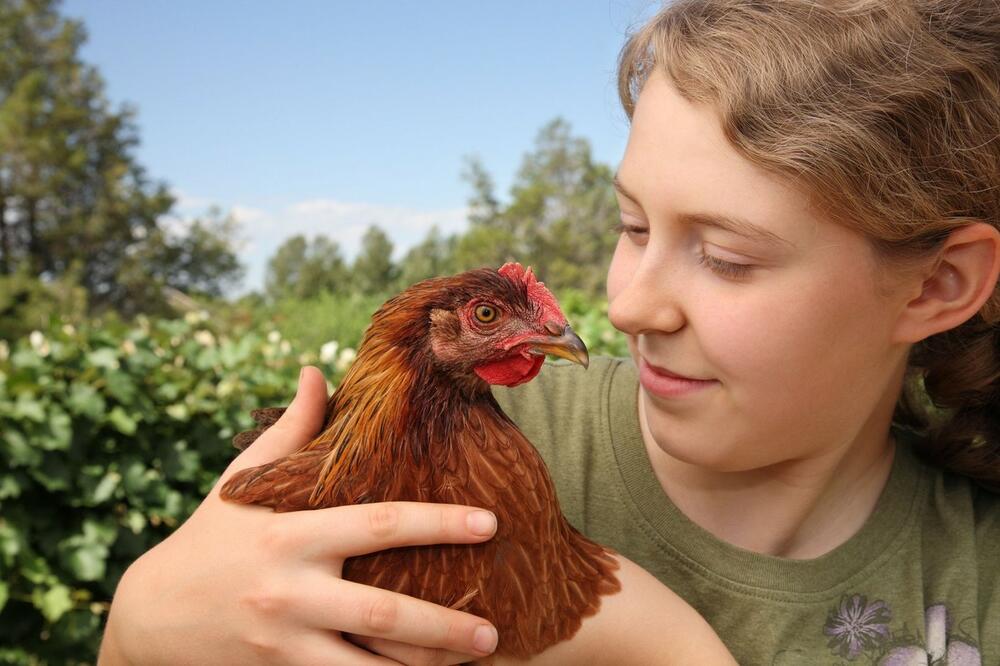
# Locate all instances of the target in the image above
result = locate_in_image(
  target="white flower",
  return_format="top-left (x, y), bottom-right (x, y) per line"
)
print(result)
top-left (170, 336), bottom-right (181, 347)
top-left (29, 331), bottom-right (50, 357)
top-left (0, 340), bottom-right (8, 362)
top-left (62, 324), bottom-right (76, 336)
top-left (184, 311), bottom-right (201, 325)
top-left (279, 339), bottom-right (291, 354)
top-left (193, 330), bottom-right (216, 347)
top-left (121, 339), bottom-right (137, 356)
top-left (319, 341), bottom-right (339, 363)
top-left (198, 310), bottom-right (210, 322)
top-left (335, 347), bottom-right (357, 372)
top-left (267, 330), bottom-right (282, 344)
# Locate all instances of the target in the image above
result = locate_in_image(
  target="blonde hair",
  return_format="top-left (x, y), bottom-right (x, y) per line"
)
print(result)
top-left (618, 0), bottom-right (1000, 488)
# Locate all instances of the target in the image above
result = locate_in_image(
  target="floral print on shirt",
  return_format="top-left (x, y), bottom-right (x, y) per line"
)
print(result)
top-left (819, 594), bottom-right (981, 665)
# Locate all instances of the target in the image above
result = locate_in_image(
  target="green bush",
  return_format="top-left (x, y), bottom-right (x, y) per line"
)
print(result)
top-left (0, 312), bottom-right (355, 663)
top-left (0, 291), bottom-right (625, 663)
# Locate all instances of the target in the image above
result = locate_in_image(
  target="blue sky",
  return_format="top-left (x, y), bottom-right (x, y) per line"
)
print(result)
top-left (62, 1), bottom-right (658, 293)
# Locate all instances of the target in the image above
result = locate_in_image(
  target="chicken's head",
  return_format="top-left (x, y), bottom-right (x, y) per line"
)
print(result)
top-left (425, 262), bottom-right (589, 388)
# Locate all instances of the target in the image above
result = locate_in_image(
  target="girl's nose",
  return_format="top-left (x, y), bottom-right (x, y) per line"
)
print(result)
top-left (608, 255), bottom-right (686, 336)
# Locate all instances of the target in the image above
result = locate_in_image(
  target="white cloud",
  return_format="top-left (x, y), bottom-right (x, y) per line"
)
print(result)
top-left (230, 205), bottom-right (267, 224)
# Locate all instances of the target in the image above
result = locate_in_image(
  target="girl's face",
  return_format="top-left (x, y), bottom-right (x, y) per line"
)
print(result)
top-left (607, 71), bottom-right (911, 471)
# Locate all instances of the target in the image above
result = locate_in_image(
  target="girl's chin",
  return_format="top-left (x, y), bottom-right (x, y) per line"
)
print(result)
top-left (639, 394), bottom-right (751, 472)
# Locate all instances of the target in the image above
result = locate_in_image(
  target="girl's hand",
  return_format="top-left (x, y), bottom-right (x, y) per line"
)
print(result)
top-left (99, 366), bottom-right (500, 665)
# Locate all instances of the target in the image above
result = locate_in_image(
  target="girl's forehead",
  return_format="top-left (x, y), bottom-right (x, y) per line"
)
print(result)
top-left (620, 71), bottom-right (825, 249)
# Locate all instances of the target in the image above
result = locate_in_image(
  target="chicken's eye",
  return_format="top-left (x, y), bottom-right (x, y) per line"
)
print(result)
top-left (474, 304), bottom-right (498, 323)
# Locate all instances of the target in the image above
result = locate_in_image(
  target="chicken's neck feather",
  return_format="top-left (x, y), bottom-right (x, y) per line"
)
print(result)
top-left (303, 299), bottom-right (500, 506)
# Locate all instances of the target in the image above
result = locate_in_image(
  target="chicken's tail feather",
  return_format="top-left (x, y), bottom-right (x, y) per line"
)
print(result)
top-left (219, 448), bottom-right (327, 512)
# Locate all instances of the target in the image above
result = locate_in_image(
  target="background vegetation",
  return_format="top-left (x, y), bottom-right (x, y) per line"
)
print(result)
top-left (0, 0), bottom-right (628, 662)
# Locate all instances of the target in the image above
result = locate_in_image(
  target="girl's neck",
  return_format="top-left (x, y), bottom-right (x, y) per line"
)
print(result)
top-left (638, 389), bottom-right (900, 560)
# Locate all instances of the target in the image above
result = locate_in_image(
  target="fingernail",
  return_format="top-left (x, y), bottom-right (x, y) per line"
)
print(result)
top-left (467, 510), bottom-right (496, 537)
top-left (473, 624), bottom-right (498, 654)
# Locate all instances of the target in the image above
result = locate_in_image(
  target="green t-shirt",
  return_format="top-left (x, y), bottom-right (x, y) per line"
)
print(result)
top-left (492, 356), bottom-right (1000, 665)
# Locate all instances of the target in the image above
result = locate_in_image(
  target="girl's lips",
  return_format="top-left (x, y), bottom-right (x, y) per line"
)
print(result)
top-left (639, 357), bottom-right (718, 398)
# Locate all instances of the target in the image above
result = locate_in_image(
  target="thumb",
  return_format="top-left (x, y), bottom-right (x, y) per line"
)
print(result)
top-left (227, 366), bottom-right (330, 473)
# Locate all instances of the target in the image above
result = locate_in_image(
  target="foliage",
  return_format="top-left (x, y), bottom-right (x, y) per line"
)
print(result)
top-left (0, 0), bottom-right (243, 316)
top-left (0, 313), bottom-right (354, 663)
top-left (255, 290), bottom-right (387, 358)
top-left (0, 269), bottom-right (88, 341)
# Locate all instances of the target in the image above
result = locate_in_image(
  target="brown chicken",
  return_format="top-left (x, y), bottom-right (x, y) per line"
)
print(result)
top-left (220, 262), bottom-right (621, 659)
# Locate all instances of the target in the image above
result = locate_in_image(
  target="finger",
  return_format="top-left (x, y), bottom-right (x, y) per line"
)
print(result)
top-left (296, 574), bottom-right (497, 660)
top-left (289, 631), bottom-right (400, 666)
top-left (285, 502), bottom-right (497, 560)
top-left (229, 366), bottom-right (330, 474)
top-left (349, 635), bottom-right (474, 666)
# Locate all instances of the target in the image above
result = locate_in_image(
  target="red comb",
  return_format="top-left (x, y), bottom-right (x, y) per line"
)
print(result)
top-left (498, 262), bottom-right (537, 285)
top-left (497, 262), bottom-right (564, 323)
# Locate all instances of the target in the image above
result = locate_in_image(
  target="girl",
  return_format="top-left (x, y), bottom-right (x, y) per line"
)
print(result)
top-left (101, 1), bottom-right (1000, 663)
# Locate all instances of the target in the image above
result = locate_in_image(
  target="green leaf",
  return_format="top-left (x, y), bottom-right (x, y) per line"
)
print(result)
top-left (165, 403), bottom-right (189, 421)
top-left (0, 474), bottom-right (22, 499)
top-left (12, 393), bottom-right (45, 422)
top-left (123, 510), bottom-right (146, 534)
top-left (41, 407), bottom-right (72, 450)
top-left (105, 371), bottom-right (138, 403)
top-left (156, 381), bottom-right (181, 401)
top-left (87, 470), bottom-right (122, 504)
top-left (86, 348), bottom-right (120, 370)
top-left (29, 456), bottom-right (72, 491)
top-left (63, 542), bottom-right (108, 581)
top-left (2, 429), bottom-right (41, 466)
top-left (66, 382), bottom-right (106, 419)
top-left (121, 460), bottom-right (151, 495)
top-left (0, 580), bottom-right (8, 612)
top-left (32, 583), bottom-right (73, 623)
top-left (107, 406), bottom-right (137, 435)
top-left (21, 554), bottom-right (52, 584)
top-left (11, 348), bottom-right (43, 368)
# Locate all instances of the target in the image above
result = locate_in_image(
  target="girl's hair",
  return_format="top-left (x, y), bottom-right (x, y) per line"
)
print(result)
top-left (617, 0), bottom-right (1000, 489)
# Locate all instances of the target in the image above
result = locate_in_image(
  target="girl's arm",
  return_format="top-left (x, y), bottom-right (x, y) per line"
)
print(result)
top-left (513, 554), bottom-right (737, 665)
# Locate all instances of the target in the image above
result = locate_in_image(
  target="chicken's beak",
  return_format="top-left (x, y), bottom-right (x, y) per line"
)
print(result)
top-left (524, 324), bottom-right (590, 369)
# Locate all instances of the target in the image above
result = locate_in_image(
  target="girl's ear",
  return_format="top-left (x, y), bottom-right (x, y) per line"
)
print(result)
top-left (893, 222), bottom-right (1000, 344)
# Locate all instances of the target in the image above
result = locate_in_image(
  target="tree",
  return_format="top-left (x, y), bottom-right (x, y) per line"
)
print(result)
top-left (396, 225), bottom-right (451, 287)
top-left (352, 225), bottom-right (397, 295)
top-left (457, 118), bottom-right (618, 296)
top-left (265, 233), bottom-right (347, 301)
top-left (461, 156), bottom-right (500, 228)
top-left (0, 0), bottom-right (242, 315)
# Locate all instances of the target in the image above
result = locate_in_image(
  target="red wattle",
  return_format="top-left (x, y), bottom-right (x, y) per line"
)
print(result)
top-left (474, 354), bottom-right (545, 387)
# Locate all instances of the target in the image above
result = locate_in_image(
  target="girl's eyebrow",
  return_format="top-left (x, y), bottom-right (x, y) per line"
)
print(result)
top-left (613, 175), bottom-right (793, 248)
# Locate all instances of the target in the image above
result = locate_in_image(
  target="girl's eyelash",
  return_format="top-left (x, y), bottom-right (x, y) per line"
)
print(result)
top-left (697, 252), bottom-right (753, 279)
top-left (612, 221), bottom-right (646, 236)
top-left (614, 221), bottom-right (754, 279)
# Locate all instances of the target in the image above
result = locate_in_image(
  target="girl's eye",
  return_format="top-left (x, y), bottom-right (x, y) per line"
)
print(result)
top-left (612, 221), bottom-right (649, 245)
top-left (697, 252), bottom-right (754, 280)
top-left (474, 304), bottom-right (498, 323)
